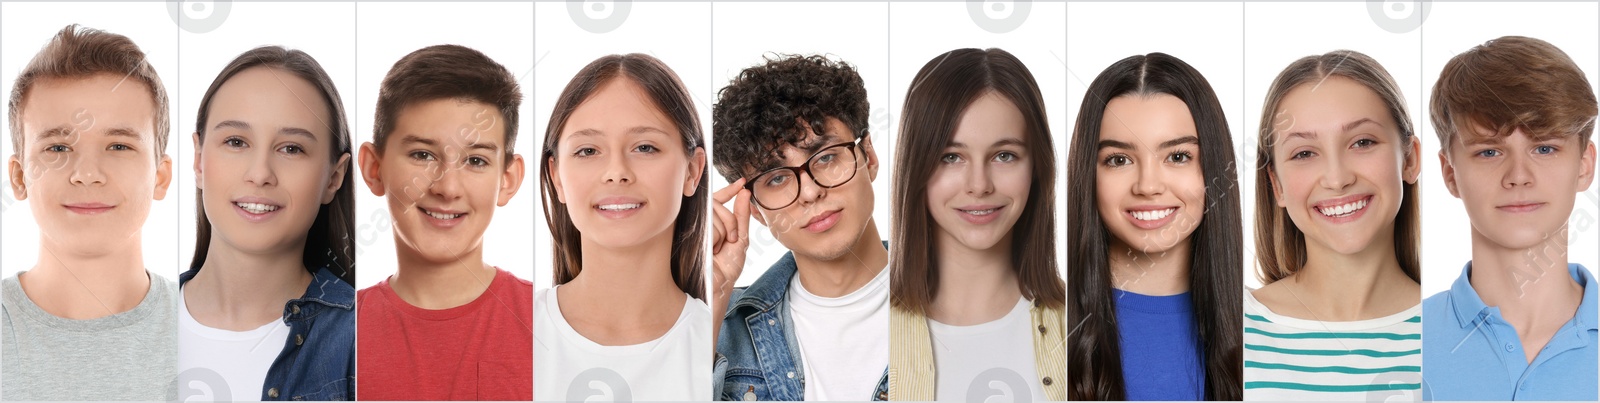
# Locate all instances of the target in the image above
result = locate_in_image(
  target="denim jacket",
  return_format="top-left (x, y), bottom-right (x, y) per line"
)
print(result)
top-left (713, 245), bottom-right (890, 401)
top-left (180, 266), bottom-right (356, 400)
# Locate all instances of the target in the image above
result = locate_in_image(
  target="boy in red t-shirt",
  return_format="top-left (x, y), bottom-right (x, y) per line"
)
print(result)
top-left (354, 44), bottom-right (532, 400)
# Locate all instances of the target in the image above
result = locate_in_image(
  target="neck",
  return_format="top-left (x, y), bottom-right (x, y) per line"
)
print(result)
top-left (927, 232), bottom-right (1020, 326)
top-left (1289, 230), bottom-right (1416, 321)
top-left (390, 234), bottom-right (497, 310)
top-left (793, 219), bottom-right (889, 298)
top-left (1467, 227), bottom-right (1581, 331)
top-left (23, 233), bottom-right (151, 319)
top-left (185, 236), bottom-right (312, 330)
top-left (563, 229), bottom-right (686, 321)
top-left (1108, 237), bottom-right (1192, 296)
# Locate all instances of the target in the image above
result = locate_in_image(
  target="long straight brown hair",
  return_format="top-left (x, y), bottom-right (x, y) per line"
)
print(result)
top-left (190, 46), bottom-right (355, 285)
top-left (1066, 53), bottom-right (1243, 400)
top-left (540, 54), bottom-right (707, 300)
top-left (1254, 50), bottom-right (1421, 285)
top-left (889, 48), bottom-right (1063, 313)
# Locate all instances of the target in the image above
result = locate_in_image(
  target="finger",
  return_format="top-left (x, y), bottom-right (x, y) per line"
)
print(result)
top-left (712, 202), bottom-right (734, 245)
top-left (712, 177), bottom-right (748, 205)
top-left (734, 189), bottom-right (752, 242)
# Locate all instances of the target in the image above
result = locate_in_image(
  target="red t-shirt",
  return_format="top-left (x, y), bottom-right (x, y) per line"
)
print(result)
top-left (356, 267), bottom-right (533, 400)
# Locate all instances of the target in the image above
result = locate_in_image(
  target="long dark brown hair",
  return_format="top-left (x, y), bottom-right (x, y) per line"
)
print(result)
top-left (889, 48), bottom-right (1062, 312)
top-left (190, 46), bottom-right (355, 285)
top-left (1254, 50), bottom-right (1421, 285)
top-left (1066, 53), bottom-right (1243, 400)
top-left (540, 54), bottom-right (707, 300)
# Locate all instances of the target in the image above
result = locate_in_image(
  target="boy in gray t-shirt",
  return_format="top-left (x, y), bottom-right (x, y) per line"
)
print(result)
top-left (2, 24), bottom-right (177, 400)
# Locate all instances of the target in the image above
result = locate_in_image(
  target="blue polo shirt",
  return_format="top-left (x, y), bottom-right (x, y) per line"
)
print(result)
top-left (1422, 262), bottom-right (1598, 401)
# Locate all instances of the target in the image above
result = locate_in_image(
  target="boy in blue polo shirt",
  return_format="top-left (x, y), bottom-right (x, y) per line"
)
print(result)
top-left (1423, 35), bottom-right (1599, 401)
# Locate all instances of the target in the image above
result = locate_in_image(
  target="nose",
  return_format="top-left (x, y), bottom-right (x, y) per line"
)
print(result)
top-left (1133, 157), bottom-right (1165, 196)
top-left (1502, 150), bottom-right (1535, 189)
top-left (602, 152), bottom-right (634, 185)
top-left (1319, 152), bottom-right (1356, 191)
top-left (242, 148), bottom-right (277, 187)
top-left (795, 169), bottom-right (828, 207)
top-left (965, 159), bottom-right (994, 197)
top-left (68, 152), bottom-right (104, 186)
top-left (428, 157), bottom-right (465, 201)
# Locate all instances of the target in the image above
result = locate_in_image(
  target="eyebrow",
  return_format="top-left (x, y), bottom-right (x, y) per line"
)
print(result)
top-left (950, 137), bottom-right (1027, 149)
top-left (401, 133), bottom-right (500, 153)
top-left (1284, 118), bottom-right (1381, 141)
top-left (34, 126), bottom-right (142, 141)
top-left (213, 120), bottom-right (318, 141)
top-left (570, 126), bottom-right (672, 138)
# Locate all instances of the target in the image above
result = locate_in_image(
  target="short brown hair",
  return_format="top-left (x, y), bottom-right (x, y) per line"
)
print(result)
top-left (1431, 36), bottom-right (1597, 148)
top-left (8, 24), bottom-right (169, 157)
top-left (372, 44), bottom-right (521, 161)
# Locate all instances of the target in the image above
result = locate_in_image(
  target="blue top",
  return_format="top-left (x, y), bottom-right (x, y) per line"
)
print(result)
top-left (180, 266), bottom-right (356, 400)
top-left (712, 241), bottom-right (890, 401)
top-left (1114, 289), bottom-right (1205, 401)
top-left (1422, 262), bottom-right (1598, 401)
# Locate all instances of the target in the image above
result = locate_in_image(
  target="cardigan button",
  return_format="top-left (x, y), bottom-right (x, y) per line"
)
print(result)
top-left (1042, 376), bottom-right (1053, 386)
top-left (1038, 325), bottom-right (1047, 334)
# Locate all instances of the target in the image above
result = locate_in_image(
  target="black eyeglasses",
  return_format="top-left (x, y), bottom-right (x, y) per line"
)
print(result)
top-left (742, 139), bottom-right (863, 210)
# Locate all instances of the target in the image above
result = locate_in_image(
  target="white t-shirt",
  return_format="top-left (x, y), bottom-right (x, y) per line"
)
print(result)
top-left (789, 265), bottom-right (890, 401)
top-left (177, 289), bottom-right (291, 402)
top-left (533, 286), bottom-right (712, 401)
top-left (929, 297), bottom-right (1047, 402)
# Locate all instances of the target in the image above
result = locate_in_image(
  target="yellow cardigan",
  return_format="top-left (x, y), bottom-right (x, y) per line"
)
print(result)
top-left (887, 302), bottom-right (1067, 401)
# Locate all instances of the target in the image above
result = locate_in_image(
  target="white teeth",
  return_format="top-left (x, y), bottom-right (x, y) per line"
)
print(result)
top-left (1130, 208), bottom-right (1176, 221)
top-left (1317, 198), bottom-right (1368, 217)
top-left (424, 209), bottom-right (463, 220)
top-left (961, 208), bottom-right (998, 216)
top-left (235, 202), bottom-right (279, 214)
top-left (598, 203), bottom-right (642, 211)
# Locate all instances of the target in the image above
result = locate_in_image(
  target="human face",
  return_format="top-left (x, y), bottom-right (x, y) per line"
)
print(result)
top-left (8, 74), bottom-right (172, 254)
top-left (927, 92), bottom-right (1031, 253)
top-left (359, 98), bottom-right (523, 264)
top-left (1096, 94), bottom-right (1206, 255)
top-left (1269, 76), bottom-right (1420, 256)
top-left (548, 78), bottom-right (704, 250)
top-left (196, 67), bottom-right (347, 257)
top-left (1442, 126), bottom-right (1596, 251)
top-left (749, 118), bottom-right (879, 262)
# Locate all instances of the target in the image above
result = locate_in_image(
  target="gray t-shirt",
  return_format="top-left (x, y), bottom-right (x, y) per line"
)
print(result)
top-left (2, 271), bottom-right (178, 400)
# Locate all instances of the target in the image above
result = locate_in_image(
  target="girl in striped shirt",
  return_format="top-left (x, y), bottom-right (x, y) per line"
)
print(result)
top-left (1246, 50), bottom-right (1423, 401)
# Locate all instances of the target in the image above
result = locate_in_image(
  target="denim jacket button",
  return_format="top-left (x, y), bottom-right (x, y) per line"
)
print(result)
top-left (877, 390), bottom-right (888, 400)
top-left (295, 334), bottom-right (304, 346)
top-left (291, 304), bottom-right (300, 315)
top-left (268, 388), bottom-right (279, 398)
top-left (743, 386), bottom-right (757, 401)
top-left (787, 371), bottom-right (795, 379)
top-left (768, 319), bottom-right (776, 326)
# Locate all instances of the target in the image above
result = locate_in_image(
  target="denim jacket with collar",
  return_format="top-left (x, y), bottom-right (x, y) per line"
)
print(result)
top-left (180, 266), bottom-right (356, 401)
top-left (712, 244), bottom-right (890, 401)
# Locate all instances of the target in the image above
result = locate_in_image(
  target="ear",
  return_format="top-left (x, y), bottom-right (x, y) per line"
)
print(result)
top-left (547, 154), bottom-right (566, 204)
top-left (1438, 149), bottom-right (1461, 198)
top-left (751, 201), bottom-right (769, 227)
top-left (1401, 137), bottom-right (1422, 184)
top-left (497, 154), bottom-right (525, 207)
top-left (9, 154), bottom-right (26, 200)
top-left (683, 147), bottom-right (706, 197)
top-left (358, 142), bottom-right (385, 197)
top-left (152, 154), bottom-right (173, 201)
top-left (322, 152), bottom-right (352, 204)
top-left (1574, 139), bottom-right (1587, 191)
top-left (861, 134), bottom-right (879, 181)
top-left (192, 132), bottom-right (203, 191)
top-left (1267, 167), bottom-right (1285, 208)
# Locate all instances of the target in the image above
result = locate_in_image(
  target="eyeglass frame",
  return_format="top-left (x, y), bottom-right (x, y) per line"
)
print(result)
top-left (741, 138), bottom-right (865, 210)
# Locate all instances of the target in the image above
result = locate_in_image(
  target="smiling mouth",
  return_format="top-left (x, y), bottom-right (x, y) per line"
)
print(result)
top-left (235, 202), bottom-right (280, 215)
top-left (1129, 208), bottom-right (1176, 221)
top-left (1314, 196), bottom-right (1370, 218)
top-left (597, 203), bottom-right (643, 211)
top-left (419, 207), bottom-right (464, 220)
top-left (957, 207), bottom-right (999, 216)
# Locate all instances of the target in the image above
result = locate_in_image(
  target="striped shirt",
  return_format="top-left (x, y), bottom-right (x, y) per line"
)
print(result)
top-left (1242, 290), bottom-right (1421, 401)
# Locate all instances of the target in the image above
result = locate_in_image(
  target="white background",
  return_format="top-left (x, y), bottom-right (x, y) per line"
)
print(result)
top-left (353, 2), bottom-right (535, 289)
top-left (532, 1), bottom-right (712, 292)
top-left (1417, 2), bottom-right (1600, 297)
top-left (1, 2), bottom-right (179, 280)
top-left (1068, 1), bottom-right (1246, 289)
top-left (174, 2), bottom-right (357, 281)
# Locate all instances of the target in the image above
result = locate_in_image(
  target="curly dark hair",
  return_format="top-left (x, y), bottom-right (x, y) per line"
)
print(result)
top-left (712, 54), bottom-right (871, 182)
